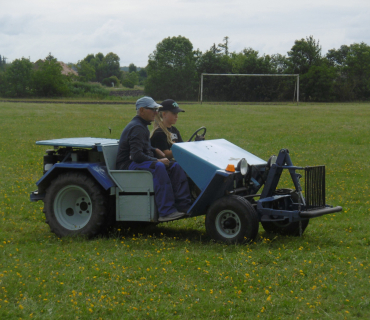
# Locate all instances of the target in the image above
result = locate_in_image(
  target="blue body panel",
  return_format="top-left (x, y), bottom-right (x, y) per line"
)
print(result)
top-left (36, 162), bottom-right (116, 190)
top-left (189, 170), bottom-right (234, 216)
top-left (172, 139), bottom-right (266, 190)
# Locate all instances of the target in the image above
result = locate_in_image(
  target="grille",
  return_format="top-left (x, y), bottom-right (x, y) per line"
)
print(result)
top-left (305, 166), bottom-right (325, 210)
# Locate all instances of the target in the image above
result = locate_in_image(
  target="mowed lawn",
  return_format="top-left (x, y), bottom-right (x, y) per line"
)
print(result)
top-left (0, 101), bottom-right (369, 319)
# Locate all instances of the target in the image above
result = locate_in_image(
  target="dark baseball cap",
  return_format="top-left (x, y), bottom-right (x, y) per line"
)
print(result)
top-left (159, 99), bottom-right (185, 113)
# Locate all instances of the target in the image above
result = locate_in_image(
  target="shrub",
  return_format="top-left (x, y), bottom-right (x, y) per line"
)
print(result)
top-left (102, 76), bottom-right (120, 87)
top-left (68, 81), bottom-right (110, 98)
top-left (122, 79), bottom-right (134, 88)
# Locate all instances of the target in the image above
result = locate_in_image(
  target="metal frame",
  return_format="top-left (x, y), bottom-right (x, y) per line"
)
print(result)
top-left (200, 73), bottom-right (300, 105)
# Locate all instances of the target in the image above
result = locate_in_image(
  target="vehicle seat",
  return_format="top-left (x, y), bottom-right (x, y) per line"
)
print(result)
top-left (101, 144), bottom-right (154, 192)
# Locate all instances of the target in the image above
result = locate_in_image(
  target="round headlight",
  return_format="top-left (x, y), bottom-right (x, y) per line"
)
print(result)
top-left (237, 158), bottom-right (249, 176)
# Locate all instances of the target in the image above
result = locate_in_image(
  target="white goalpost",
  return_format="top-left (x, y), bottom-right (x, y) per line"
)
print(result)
top-left (200, 73), bottom-right (300, 105)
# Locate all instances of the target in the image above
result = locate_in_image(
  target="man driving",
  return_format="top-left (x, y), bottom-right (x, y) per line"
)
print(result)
top-left (116, 96), bottom-right (191, 222)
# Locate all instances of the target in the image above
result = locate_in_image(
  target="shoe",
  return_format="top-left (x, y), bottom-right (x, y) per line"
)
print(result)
top-left (158, 211), bottom-right (186, 222)
top-left (176, 205), bottom-right (191, 213)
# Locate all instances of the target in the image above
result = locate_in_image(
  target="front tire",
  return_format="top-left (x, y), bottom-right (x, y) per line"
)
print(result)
top-left (44, 172), bottom-right (108, 237)
top-left (205, 195), bottom-right (259, 243)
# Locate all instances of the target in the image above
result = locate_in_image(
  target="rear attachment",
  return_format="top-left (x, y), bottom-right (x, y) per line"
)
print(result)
top-left (304, 166), bottom-right (325, 210)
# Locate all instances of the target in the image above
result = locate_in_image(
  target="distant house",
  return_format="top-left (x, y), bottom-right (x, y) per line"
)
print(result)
top-left (33, 59), bottom-right (78, 76)
top-left (58, 61), bottom-right (78, 76)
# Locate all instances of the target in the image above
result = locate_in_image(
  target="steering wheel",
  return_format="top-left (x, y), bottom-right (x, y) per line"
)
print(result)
top-left (188, 126), bottom-right (207, 142)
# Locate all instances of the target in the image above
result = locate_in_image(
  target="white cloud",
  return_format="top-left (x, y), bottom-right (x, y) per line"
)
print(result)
top-left (1, 0), bottom-right (369, 66)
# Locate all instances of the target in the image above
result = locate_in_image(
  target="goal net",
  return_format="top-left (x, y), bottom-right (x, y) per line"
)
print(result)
top-left (200, 73), bottom-right (300, 104)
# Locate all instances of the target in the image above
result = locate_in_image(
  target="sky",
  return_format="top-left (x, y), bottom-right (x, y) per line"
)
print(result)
top-left (1, 0), bottom-right (370, 67)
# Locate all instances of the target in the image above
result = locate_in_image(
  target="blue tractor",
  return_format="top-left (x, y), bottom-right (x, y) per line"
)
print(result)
top-left (30, 130), bottom-right (342, 243)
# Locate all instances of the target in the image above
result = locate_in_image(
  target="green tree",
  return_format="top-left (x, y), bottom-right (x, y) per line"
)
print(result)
top-left (128, 72), bottom-right (139, 86)
top-left (146, 36), bottom-right (198, 100)
top-left (100, 52), bottom-right (121, 80)
top-left (218, 36), bottom-right (229, 56)
top-left (287, 36), bottom-right (322, 74)
top-left (270, 54), bottom-right (289, 74)
top-left (83, 54), bottom-right (96, 63)
top-left (0, 58), bottom-right (34, 97)
top-left (45, 52), bottom-right (55, 61)
top-left (209, 43), bottom-right (222, 55)
top-left (326, 42), bottom-right (370, 100)
top-left (327, 45), bottom-right (350, 67)
top-left (287, 36), bottom-right (325, 101)
top-left (301, 61), bottom-right (336, 101)
top-left (76, 60), bottom-right (96, 82)
top-left (95, 52), bottom-right (104, 61)
top-left (33, 54), bottom-right (69, 96)
top-left (93, 52), bottom-right (121, 82)
top-left (138, 68), bottom-right (147, 85)
top-left (0, 54), bottom-right (7, 71)
top-left (345, 43), bottom-right (370, 100)
top-left (129, 63), bottom-right (137, 73)
top-left (79, 52), bottom-right (121, 83)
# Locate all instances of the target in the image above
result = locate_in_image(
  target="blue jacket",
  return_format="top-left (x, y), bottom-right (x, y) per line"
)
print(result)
top-left (116, 115), bottom-right (157, 170)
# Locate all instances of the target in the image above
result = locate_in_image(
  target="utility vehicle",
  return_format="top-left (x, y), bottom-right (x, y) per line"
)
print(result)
top-left (30, 128), bottom-right (342, 242)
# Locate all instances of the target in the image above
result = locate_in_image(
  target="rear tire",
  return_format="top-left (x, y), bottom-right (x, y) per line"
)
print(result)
top-left (205, 195), bottom-right (259, 244)
top-left (44, 172), bottom-right (109, 237)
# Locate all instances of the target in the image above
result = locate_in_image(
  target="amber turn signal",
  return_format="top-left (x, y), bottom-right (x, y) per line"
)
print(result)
top-left (225, 164), bottom-right (235, 172)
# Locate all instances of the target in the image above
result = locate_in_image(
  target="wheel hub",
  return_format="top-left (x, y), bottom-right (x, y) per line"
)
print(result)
top-left (215, 210), bottom-right (241, 238)
top-left (76, 197), bottom-right (91, 214)
top-left (54, 186), bottom-right (93, 230)
top-left (223, 218), bottom-right (237, 229)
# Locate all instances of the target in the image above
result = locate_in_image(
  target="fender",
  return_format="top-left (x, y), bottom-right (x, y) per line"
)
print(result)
top-left (35, 162), bottom-right (116, 194)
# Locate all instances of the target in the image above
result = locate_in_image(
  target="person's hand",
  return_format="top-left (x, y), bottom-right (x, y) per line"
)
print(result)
top-left (155, 148), bottom-right (166, 159)
top-left (157, 158), bottom-right (170, 167)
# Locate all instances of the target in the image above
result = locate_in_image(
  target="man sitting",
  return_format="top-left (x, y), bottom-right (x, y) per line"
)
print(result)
top-left (116, 96), bottom-right (191, 222)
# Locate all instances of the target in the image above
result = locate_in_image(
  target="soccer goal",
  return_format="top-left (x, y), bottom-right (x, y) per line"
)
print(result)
top-left (200, 73), bottom-right (300, 105)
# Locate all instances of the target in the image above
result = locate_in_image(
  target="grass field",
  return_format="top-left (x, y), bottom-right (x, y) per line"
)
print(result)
top-left (0, 101), bottom-right (369, 319)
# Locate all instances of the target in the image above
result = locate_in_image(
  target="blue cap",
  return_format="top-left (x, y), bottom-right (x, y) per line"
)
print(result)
top-left (136, 96), bottom-right (161, 110)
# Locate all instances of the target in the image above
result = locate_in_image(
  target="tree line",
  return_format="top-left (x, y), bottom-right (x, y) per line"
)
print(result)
top-left (145, 36), bottom-right (370, 102)
top-left (1, 36), bottom-right (369, 101)
top-left (0, 52), bottom-right (146, 98)
top-left (75, 53), bottom-right (147, 88)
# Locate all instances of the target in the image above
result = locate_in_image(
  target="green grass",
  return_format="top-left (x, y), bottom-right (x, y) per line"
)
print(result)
top-left (0, 102), bottom-right (369, 319)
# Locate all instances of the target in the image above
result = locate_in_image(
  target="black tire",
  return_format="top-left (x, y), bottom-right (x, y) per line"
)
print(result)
top-left (44, 172), bottom-right (109, 238)
top-left (261, 189), bottom-right (309, 236)
top-left (205, 195), bottom-right (259, 244)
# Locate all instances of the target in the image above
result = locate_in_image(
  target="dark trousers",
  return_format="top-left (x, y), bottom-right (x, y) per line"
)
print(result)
top-left (128, 161), bottom-right (191, 217)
